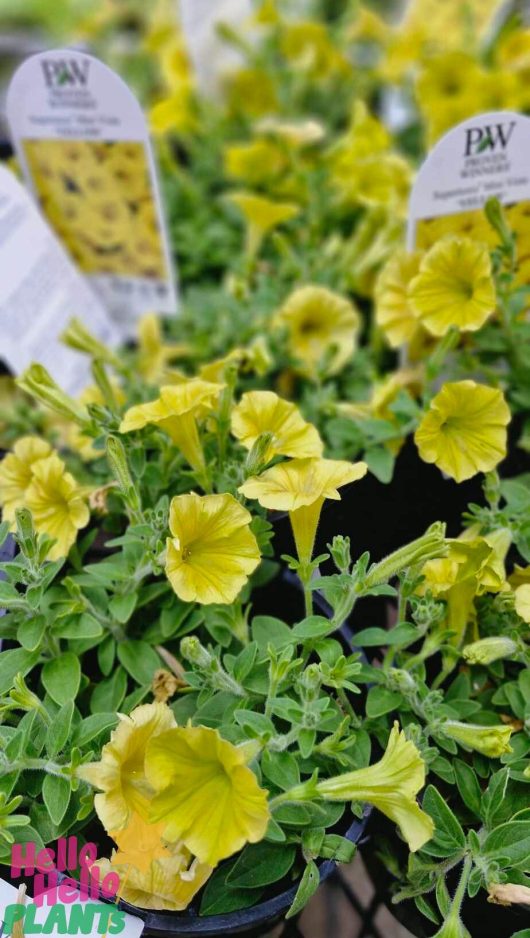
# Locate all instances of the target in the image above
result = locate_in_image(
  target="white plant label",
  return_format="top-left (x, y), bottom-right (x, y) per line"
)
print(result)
top-left (408, 110), bottom-right (530, 251)
top-left (7, 49), bottom-right (178, 335)
top-left (179, 0), bottom-right (253, 96)
top-left (0, 165), bottom-right (118, 395)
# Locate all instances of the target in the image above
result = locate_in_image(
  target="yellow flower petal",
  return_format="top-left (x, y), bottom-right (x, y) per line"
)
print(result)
top-left (146, 725), bottom-right (270, 866)
top-left (408, 236), bottom-right (496, 336)
top-left (277, 285), bottom-right (360, 376)
top-left (94, 848), bottom-right (212, 912)
top-left (77, 703), bottom-right (176, 833)
top-left (23, 453), bottom-right (89, 560)
top-left (231, 390), bottom-right (323, 461)
top-left (515, 583), bottom-right (530, 622)
top-left (316, 723), bottom-right (433, 852)
top-left (165, 492), bottom-right (261, 605)
top-left (415, 381), bottom-right (510, 482)
top-left (375, 250), bottom-right (424, 348)
top-left (0, 436), bottom-right (52, 523)
top-left (239, 457), bottom-right (367, 512)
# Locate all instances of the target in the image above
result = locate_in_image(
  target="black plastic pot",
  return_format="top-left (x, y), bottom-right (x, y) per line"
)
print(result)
top-left (360, 814), bottom-right (530, 938)
top-left (53, 608), bottom-right (370, 937)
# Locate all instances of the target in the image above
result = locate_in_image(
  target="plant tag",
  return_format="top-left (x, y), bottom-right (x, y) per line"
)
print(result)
top-left (0, 165), bottom-right (118, 394)
top-left (0, 879), bottom-right (145, 938)
top-left (7, 49), bottom-right (178, 335)
top-left (407, 110), bottom-right (530, 255)
top-left (179, 0), bottom-right (253, 96)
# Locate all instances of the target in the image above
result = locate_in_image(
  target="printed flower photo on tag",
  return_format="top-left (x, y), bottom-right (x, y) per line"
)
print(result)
top-left (23, 139), bottom-right (167, 281)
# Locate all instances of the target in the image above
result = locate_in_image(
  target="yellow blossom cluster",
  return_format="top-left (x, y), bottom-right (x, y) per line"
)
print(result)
top-left (0, 436), bottom-right (89, 559)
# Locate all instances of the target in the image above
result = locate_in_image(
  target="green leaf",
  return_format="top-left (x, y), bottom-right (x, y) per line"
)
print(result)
top-left (199, 859), bottom-right (264, 915)
top-left (483, 821), bottom-right (530, 868)
top-left (226, 842), bottom-right (296, 888)
top-left (42, 653), bottom-right (81, 705)
top-left (234, 710), bottom-right (274, 736)
top-left (366, 686), bottom-right (402, 718)
top-left (72, 713), bottom-right (118, 748)
top-left (286, 861), bottom-right (320, 918)
top-left (42, 774), bottom-right (71, 826)
top-left (46, 701), bottom-right (74, 758)
top-left (90, 667), bottom-right (127, 714)
top-left (97, 635), bottom-right (115, 677)
top-left (353, 625), bottom-right (417, 647)
top-left (117, 640), bottom-right (161, 685)
top-left (364, 446), bottom-right (395, 483)
top-left (453, 760), bottom-right (482, 818)
top-left (54, 613), bottom-right (103, 639)
top-left (261, 750), bottom-right (300, 791)
top-left (252, 616), bottom-right (292, 651)
top-left (17, 616), bottom-right (46, 651)
top-left (482, 768), bottom-right (509, 828)
top-left (232, 642), bottom-right (258, 682)
top-left (422, 786), bottom-right (465, 856)
top-left (109, 593), bottom-right (138, 624)
top-left (292, 616), bottom-right (334, 640)
top-left (0, 648), bottom-right (39, 695)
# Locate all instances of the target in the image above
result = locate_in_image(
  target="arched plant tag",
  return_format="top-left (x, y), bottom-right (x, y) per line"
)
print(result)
top-left (0, 165), bottom-right (118, 393)
top-left (7, 50), bottom-right (178, 336)
top-left (407, 110), bottom-right (530, 266)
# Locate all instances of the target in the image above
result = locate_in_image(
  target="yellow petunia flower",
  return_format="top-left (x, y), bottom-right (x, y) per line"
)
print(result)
top-left (239, 457), bottom-right (367, 565)
top-left (226, 191), bottom-right (300, 257)
top-left (443, 721), bottom-right (513, 758)
top-left (0, 436), bottom-right (52, 523)
top-left (421, 531), bottom-right (508, 647)
top-left (149, 93), bottom-right (197, 136)
top-left (514, 583), bottom-right (530, 623)
top-left (96, 848), bottom-right (211, 912)
top-left (77, 703), bottom-right (176, 833)
top-left (110, 812), bottom-right (171, 874)
top-left (224, 139), bottom-right (287, 188)
top-left (408, 236), bottom-right (496, 337)
top-left (145, 724), bottom-right (270, 867)
top-left (314, 723), bottom-right (433, 852)
top-left (415, 381), bottom-right (510, 482)
top-left (277, 285), bottom-right (360, 377)
top-left (279, 20), bottom-right (351, 79)
top-left (231, 391), bottom-right (323, 462)
top-left (165, 492), bottom-right (261, 605)
top-left (120, 380), bottom-right (223, 479)
top-left (198, 339), bottom-right (272, 384)
top-left (224, 67), bottom-right (279, 118)
top-left (23, 454), bottom-right (89, 561)
top-left (375, 249), bottom-right (424, 348)
top-left (136, 313), bottom-right (191, 384)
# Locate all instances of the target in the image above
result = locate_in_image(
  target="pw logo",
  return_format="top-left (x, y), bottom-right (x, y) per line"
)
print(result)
top-left (464, 121), bottom-right (516, 157)
top-left (41, 59), bottom-right (90, 88)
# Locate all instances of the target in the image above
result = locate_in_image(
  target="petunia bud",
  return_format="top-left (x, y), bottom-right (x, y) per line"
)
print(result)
top-left (443, 721), bottom-right (513, 757)
top-left (245, 432), bottom-right (275, 475)
top-left (16, 364), bottom-right (90, 427)
top-left (463, 636), bottom-right (518, 665)
top-left (329, 535), bottom-right (351, 574)
top-left (365, 522), bottom-right (447, 588)
top-left (61, 318), bottom-right (119, 367)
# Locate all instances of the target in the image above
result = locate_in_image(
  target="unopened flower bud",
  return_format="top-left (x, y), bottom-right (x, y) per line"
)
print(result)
top-left (463, 636), bottom-right (518, 665)
top-left (16, 364), bottom-right (90, 427)
top-left (181, 636), bottom-right (212, 670)
top-left (61, 318), bottom-right (119, 367)
top-left (443, 721), bottom-right (513, 757)
top-left (365, 522), bottom-right (447, 588)
top-left (330, 535), bottom-right (351, 574)
top-left (245, 432), bottom-right (275, 474)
